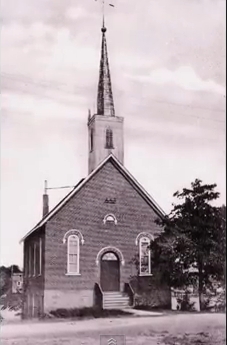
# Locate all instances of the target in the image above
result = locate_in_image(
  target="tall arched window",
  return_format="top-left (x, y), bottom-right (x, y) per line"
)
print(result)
top-left (139, 236), bottom-right (151, 275)
top-left (67, 235), bottom-right (80, 274)
top-left (105, 128), bottom-right (114, 149)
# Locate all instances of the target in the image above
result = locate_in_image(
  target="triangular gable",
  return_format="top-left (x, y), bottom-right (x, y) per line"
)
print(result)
top-left (20, 154), bottom-right (166, 243)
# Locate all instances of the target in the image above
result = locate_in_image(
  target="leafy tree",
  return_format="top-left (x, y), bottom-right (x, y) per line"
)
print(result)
top-left (0, 265), bottom-right (22, 296)
top-left (151, 179), bottom-right (226, 310)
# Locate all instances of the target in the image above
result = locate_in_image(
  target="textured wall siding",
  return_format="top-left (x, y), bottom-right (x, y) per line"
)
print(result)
top-left (23, 228), bottom-right (45, 318)
top-left (44, 289), bottom-right (94, 312)
top-left (44, 160), bottom-right (163, 295)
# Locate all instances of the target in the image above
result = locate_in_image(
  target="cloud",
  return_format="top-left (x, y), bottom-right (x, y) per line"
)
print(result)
top-left (0, 0), bottom-right (225, 267)
top-left (127, 66), bottom-right (226, 95)
top-left (65, 6), bottom-right (92, 20)
top-left (1, 91), bottom-right (86, 122)
top-left (49, 28), bottom-right (98, 71)
top-left (1, 0), bottom-right (78, 24)
top-left (1, 21), bottom-right (100, 96)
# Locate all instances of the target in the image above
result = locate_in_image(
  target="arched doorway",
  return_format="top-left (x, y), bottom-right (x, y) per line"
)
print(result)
top-left (100, 252), bottom-right (120, 291)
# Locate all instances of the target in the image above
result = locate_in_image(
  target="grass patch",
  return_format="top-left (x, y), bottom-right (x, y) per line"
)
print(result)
top-left (162, 331), bottom-right (225, 345)
top-left (134, 305), bottom-right (169, 312)
top-left (49, 307), bottom-right (132, 319)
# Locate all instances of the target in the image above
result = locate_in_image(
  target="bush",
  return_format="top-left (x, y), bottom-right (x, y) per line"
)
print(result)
top-left (0, 291), bottom-right (23, 311)
top-left (214, 289), bottom-right (226, 312)
top-left (176, 292), bottom-right (195, 311)
top-left (134, 304), bottom-right (169, 311)
top-left (49, 307), bottom-right (131, 319)
top-left (202, 288), bottom-right (226, 312)
top-left (134, 290), bottom-right (171, 309)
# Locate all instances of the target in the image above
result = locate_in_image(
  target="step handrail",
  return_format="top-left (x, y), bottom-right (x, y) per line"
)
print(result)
top-left (94, 283), bottom-right (103, 309)
top-left (124, 282), bottom-right (135, 307)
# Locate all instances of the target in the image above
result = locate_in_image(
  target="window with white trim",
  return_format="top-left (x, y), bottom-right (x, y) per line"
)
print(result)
top-left (139, 236), bottom-right (151, 275)
top-left (39, 238), bottom-right (42, 275)
top-left (33, 243), bottom-right (36, 276)
top-left (67, 235), bottom-right (80, 274)
top-left (32, 293), bottom-right (35, 317)
top-left (28, 245), bottom-right (32, 277)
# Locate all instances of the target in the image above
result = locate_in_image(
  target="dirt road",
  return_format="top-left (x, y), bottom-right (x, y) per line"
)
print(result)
top-left (1, 313), bottom-right (225, 345)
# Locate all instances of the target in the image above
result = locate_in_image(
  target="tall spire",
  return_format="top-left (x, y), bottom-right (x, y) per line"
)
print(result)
top-left (97, 18), bottom-right (115, 116)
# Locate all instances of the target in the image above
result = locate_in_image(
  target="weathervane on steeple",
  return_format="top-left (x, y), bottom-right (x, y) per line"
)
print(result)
top-left (95, 0), bottom-right (115, 116)
top-left (95, 0), bottom-right (115, 11)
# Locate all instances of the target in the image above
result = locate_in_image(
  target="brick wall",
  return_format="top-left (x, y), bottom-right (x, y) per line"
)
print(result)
top-left (23, 228), bottom-right (45, 318)
top-left (43, 160), bottom-right (166, 310)
top-left (44, 289), bottom-right (93, 312)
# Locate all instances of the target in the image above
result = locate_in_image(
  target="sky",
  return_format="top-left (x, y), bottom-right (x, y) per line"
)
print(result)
top-left (0, 0), bottom-right (226, 268)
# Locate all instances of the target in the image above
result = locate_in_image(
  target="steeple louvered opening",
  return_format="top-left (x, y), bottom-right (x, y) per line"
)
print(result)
top-left (89, 128), bottom-right (94, 152)
top-left (105, 128), bottom-right (114, 149)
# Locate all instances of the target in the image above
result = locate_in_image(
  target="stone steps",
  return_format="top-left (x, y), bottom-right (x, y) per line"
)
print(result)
top-left (103, 291), bottom-right (130, 310)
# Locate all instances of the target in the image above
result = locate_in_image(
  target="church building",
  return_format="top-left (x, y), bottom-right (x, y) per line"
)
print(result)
top-left (20, 20), bottom-right (170, 319)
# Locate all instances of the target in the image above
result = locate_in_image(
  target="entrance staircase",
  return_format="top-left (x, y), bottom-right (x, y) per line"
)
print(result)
top-left (103, 292), bottom-right (130, 310)
top-left (94, 283), bottom-right (134, 310)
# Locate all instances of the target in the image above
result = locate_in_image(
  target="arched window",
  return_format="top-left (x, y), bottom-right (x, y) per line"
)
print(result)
top-left (103, 214), bottom-right (117, 225)
top-left (102, 252), bottom-right (118, 261)
top-left (67, 235), bottom-right (80, 274)
top-left (139, 236), bottom-right (151, 276)
top-left (96, 246), bottom-right (125, 266)
top-left (105, 128), bottom-right (114, 149)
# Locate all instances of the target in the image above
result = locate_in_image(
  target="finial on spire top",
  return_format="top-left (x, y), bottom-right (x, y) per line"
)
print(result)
top-left (101, 26), bottom-right (107, 32)
top-left (102, 14), bottom-right (106, 32)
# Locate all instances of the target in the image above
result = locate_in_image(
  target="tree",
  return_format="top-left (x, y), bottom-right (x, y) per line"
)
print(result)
top-left (0, 265), bottom-right (22, 296)
top-left (151, 179), bottom-right (226, 310)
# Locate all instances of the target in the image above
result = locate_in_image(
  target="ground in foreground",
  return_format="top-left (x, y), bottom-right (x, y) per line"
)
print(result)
top-left (1, 313), bottom-right (225, 345)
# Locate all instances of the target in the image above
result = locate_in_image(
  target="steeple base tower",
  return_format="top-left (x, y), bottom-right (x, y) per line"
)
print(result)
top-left (87, 18), bottom-right (124, 174)
top-left (88, 114), bottom-right (124, 174)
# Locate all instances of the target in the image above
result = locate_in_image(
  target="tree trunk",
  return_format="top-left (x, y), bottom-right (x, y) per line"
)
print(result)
top-left (198, 263), bottom-right (204, 311)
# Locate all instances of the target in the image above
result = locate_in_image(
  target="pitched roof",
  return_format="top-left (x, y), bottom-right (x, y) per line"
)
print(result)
top-left (20, 154), bottom-right (166, 243)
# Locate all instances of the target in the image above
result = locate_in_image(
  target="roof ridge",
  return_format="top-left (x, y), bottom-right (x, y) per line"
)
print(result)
top-left (20, 153), bottom-right (165, 243)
